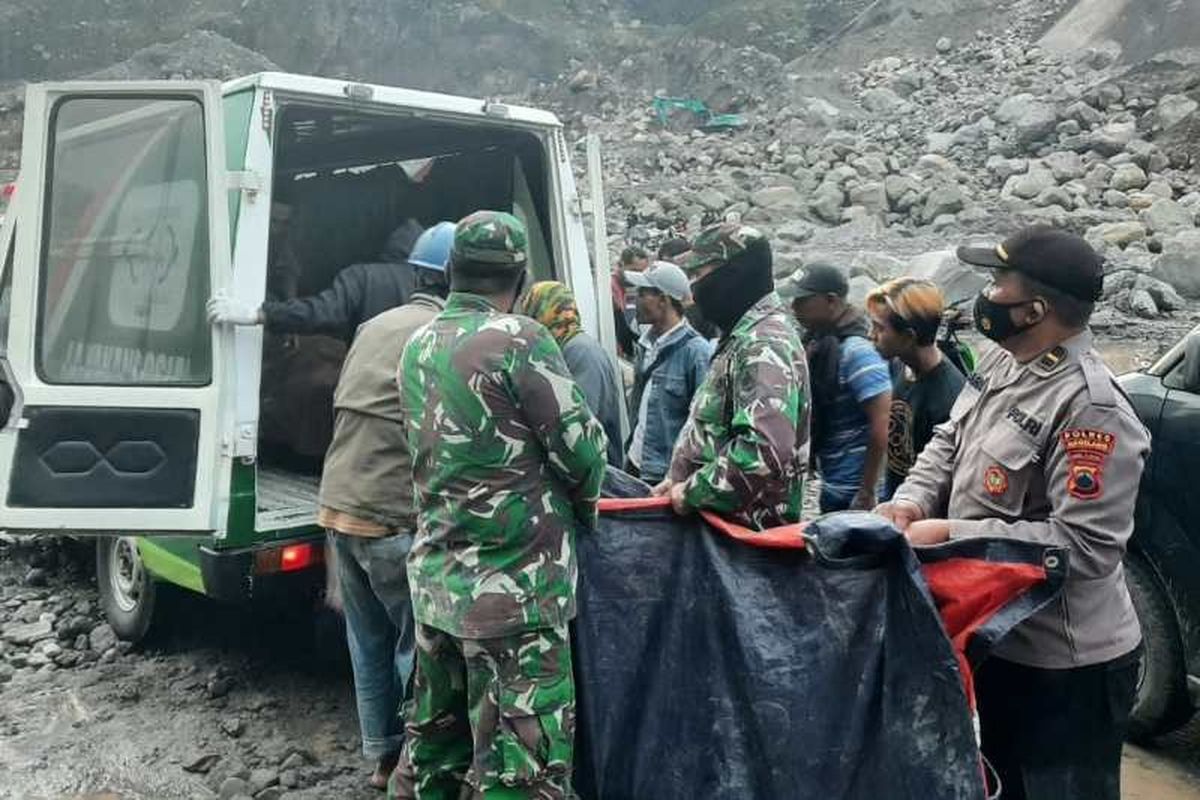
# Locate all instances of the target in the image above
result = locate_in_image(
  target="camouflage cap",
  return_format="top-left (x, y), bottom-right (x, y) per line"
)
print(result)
top-left (453, 210), bottom-right (528, 266)
top-left (681, 222), bottom-right (767, 273)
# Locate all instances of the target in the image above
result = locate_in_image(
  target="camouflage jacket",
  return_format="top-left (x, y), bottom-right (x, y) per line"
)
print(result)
top-left (399, 292), bottom-right (608, 638)
top-left (668, 292), bottom-right (810, 530)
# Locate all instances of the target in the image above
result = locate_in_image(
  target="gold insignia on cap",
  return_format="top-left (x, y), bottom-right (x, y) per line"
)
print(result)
top-left (996, 244), bottom-right (1010, 263)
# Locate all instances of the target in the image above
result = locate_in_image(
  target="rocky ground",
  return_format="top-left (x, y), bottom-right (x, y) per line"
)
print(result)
top-left (0, 530), bottom-right (1198, 800)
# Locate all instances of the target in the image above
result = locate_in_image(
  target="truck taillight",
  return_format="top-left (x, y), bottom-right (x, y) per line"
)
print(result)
top-left (254, 542), bottom-right (321, 575)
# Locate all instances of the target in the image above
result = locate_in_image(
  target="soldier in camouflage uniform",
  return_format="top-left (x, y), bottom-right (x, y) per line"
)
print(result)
top-left (393, 211), bottom-right (608, 799)
top-left (653, 223), bottom-right (811, 530)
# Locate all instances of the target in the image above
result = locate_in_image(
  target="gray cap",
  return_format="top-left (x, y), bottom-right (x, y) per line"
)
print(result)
top-left (625, 260), bottom-right (692, 302)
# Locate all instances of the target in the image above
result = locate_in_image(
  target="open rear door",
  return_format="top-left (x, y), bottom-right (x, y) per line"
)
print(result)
top-left (0, 82), bottom-right (231, 533)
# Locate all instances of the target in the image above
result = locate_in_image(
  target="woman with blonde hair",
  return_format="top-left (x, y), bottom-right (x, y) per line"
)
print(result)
top-left (865, 277), bottom-right (967, 500)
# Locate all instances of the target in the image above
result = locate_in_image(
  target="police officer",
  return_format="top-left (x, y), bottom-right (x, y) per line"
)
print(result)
top-left (875, 227), bottom-right (1148, 800)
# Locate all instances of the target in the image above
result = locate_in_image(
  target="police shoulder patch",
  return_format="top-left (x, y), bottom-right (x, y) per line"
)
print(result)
top-left (1060, 428), bottom-right (1115, 500)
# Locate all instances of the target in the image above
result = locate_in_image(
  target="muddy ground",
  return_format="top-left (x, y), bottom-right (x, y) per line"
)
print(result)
top-left (1, 325), bottom-right (1200, 800)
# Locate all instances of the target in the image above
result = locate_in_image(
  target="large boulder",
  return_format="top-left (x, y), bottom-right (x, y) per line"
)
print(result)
top-left (848, 182), bottom-right (888, 215)
top-left (906, 249), bottom-right (987, 305)
top-left (809, 185), bottom-right (845, 224)
top-left (1110, 164), bottom-right (1148, 192)
top-left (1002, 166), bottom-right (1056, 200)
top-left (1154, 230), bottom-right (1200, 298)
top-left (861, 87), bottom-right (906, 114)
top-left (1156, 94), bottom-right (1199, 131)
top-left (1140, 199), bottom-right (1195, 235)
top-left (884, 175), bottom-right (920, 209)
top-left (995, 94), bottom-right (1058, 147)
top-left (920, 184), bottom-right (968, 223)
top-left (1044, 151), bottom-right (1084, 182)
top-left (1086, 221), bottom-right (1146, 250)
top-left (751, 186), bottom-right (805, 211)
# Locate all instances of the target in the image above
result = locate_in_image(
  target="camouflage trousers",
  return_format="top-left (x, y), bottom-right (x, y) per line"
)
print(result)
top-left (388, 622), bottom-right (576, 800)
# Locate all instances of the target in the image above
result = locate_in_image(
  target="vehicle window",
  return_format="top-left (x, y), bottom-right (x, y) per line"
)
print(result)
top-left (1163, 334), bottom-right (1200, 392)
top-left (38, 96), bottom-right (212, 385)
top-left (512, 156), bottom-right (553, 283)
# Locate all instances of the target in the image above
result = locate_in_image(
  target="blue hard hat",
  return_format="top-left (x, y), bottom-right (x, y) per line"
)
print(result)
top-left (408, 221), bottom-right (455, 272)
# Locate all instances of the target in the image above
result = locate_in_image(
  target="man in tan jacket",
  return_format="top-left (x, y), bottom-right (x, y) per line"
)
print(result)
top-left (876, 227), bottom-right (1148, 800)
top-left (318, 222), bottom-right (453, 789)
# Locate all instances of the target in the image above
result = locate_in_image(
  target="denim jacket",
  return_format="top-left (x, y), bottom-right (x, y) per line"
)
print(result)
top-left (628, 322), bottom-right (715, 482)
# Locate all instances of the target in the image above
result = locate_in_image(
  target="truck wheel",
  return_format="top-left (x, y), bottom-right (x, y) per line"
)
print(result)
top-left (96, 536), bottom-right (160, 643)
top-left (1125, 555), bottom-right (1192, 741)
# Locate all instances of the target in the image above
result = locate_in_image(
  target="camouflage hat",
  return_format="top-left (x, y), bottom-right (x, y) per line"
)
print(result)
top-left (453, 210), bottom-right (528, 266)
top-left (681, 222), bottom-right (767, 273)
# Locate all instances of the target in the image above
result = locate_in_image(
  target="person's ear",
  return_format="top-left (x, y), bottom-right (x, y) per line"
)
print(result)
top-left (1026, 297), bottom-right (1047, 324)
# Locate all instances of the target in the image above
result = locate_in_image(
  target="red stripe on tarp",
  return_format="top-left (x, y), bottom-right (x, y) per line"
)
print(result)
top-left (597, 497), bottom-right (806, 550)
top-left (920, 558), bottom-right (1048, 709)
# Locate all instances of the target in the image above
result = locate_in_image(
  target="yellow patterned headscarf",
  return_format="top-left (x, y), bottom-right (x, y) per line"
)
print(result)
top-left (522, 281), bottom-right (583, 345)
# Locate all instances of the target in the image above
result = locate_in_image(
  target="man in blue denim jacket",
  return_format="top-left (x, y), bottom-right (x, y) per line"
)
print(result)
top-left (625, 261), bottom-right (715, 483)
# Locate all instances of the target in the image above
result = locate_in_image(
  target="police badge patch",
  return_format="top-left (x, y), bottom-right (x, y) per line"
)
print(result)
top-left (984, 466), bottom-right (1008, 496)
top-left (1061, 428), bottom-right (1115, 500)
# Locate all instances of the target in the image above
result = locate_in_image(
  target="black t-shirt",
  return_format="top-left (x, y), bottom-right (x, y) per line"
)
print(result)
top-left (883, 358), bottom-right (967, 500)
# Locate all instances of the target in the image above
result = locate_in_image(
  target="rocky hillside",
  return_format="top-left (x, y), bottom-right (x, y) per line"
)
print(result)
top-left (1, 0), bottom-right (1200, 340)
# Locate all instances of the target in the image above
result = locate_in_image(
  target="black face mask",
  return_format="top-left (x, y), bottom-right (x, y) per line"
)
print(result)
top-left (690, 244), bottom-right (774, 335)
top-left (973, 291), bottom-right (1039, 342)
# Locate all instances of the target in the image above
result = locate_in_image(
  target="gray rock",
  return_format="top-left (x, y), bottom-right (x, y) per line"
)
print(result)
top-left (925, 132), bottom-right (954, 154)
top-left (776, 221), bottom-right (815, 243)
top-left (986, 156), bottom-right (1028, 182)
top-left (1044, 151), bottom-right (1084, 182)
top-left (1156, 94), bottom-right (1199, 131)
top-left (935, 37), bottom-right (953, 54)
top-left (848, 182), bottom-right (887, 215)
top-left (1057, 119), bottom-right (1082, 137)
top-left (1154, 231), bottom-right (1200, 297)
top-left (0, 663), bottom-right (14, 683)
top-left (1110, 164), bottom-right (1148, 192)
top-left (1088, 83), bottom-right (1124, 110)
top-left (221, 716), bottom-right (246, 738)
top-left (1090, 121), bottom-right (1137, 156)
top-left (1003, 167), bottom-right (1056, 200)
top-left (847, 275), bottom-right (879, 306)
top-left (808, 187), bottom-right (845, 224)
top-left (1084, 163), bottom-right (1115, 190)
top-left (2, 618), bottom-right (54, 646)
top-left (1144, 181), bottom-right (1174, 200)
top-left (249, 769), bottom-right (280, 794)
top-left (884, 175), bottom-right (920, 208)
top-left (1141, 200), bottom-right (1194, 234)
top-left (278, 770), bottom-right (300, 790)
top-left (183, 753), bottom-right (222, 775)
top-left (995, 94), bottom-right (1058, 147)
top-left (1179, 192), bottom-right (1200, 209)
top-left (921, 184), bottom-right (967, 223)
top-left (279, 752), bottom-right (309, 772)
top-left (1124, 288), bottom-right (1159, 318)
top-left (1035, 187), bottom-right (1074, 209)
top-left (1103, 190), bottom-right (1130, 209)
top-left (88, 623), bottom-right (118, 654)
top-left (1088, 221), bottom-right (1147, 249)
top-left (861, 87), bottom-right (906, 114)
top-left (1062, 101), bottom-right (1103, 128)
top-left (219, 777), bottom-right (251, 800)
top-left (750, 186), bottom-right (804, 211)
top-left (254, 789), bottom-right (284, 800)
top-left (906, 250), bottom-right (987, 305)
top-left (694, 188), bottom-right (730, 213)
top-left (23, 568), bottom-right (48, 587)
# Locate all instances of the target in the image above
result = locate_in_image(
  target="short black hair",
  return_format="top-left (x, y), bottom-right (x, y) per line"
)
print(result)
top-left (414, 265), bottom-right (450, 298)
top-left (657, 237), bottom-right (690, 260)
top-left (450, 256), bottom-right (525, 295)
top-left (620, 245), bottom-right (649, 265)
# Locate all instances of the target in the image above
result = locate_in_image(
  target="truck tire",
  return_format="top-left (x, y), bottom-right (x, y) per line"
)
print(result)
top-left (1125, 555), bottom-right (1192, 741)
top-left (96, 536), bottom-right (161, 643)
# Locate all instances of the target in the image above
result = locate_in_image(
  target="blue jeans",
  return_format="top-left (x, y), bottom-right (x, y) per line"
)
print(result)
top-left (330, 531), bottom-right (415, 760)
top-left (819, 484), bottom-right (858, 514)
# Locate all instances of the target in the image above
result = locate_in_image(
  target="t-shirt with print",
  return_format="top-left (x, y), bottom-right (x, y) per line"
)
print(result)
top-left (882, 357), bottom-right (966, 500)
top-left (815, 335), bottom-right (892, 498)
